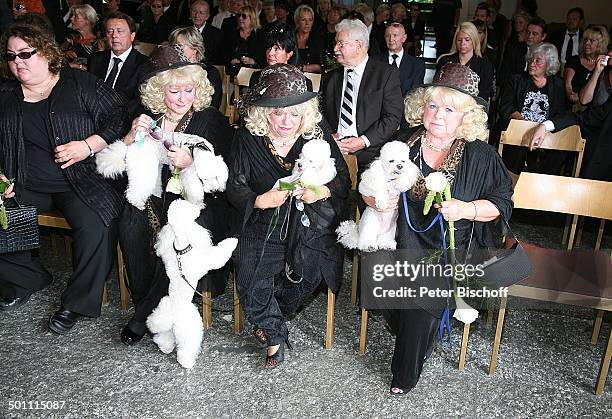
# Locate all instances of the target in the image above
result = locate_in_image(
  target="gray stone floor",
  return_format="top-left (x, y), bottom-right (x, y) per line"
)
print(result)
top-left (1, 213), bottom-right (611, 418)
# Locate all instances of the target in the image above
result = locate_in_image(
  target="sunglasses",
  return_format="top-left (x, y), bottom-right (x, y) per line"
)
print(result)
top-left (151, 4), bottom-right (163, 8)
top-left (4, 49), bottom-right (37, 61)
top-left (239, 13), bottom-right (249, 19)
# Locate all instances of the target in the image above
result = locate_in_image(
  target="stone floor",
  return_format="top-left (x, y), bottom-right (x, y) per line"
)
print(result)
top-left (0, 213), bottom-right (611, 418)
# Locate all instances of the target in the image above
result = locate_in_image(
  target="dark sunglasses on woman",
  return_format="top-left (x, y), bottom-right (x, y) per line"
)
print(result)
top-left (4, 50), bottom-right (37, 61)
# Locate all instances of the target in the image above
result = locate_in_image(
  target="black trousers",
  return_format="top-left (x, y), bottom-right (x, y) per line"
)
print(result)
top-left (502, 146), bottom-right (568, 175)
top-left (0, 189), bottom-right (118, 317)
top-left (381, 308), bottom-right (439, 391)
top-left (236, 227), bottom-right (323, 346)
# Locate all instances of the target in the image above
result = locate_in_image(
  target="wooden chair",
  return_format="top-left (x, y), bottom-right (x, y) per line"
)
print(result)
top-left (213, 65), bottom-right (231, 118)
top-left (37, 212), bottom-right (130, 310)
top-left (229, 67), bottom-right (261, 124)
top-left (486, 173), bottom-right (612, 395)
top-left (133, 42), bottom-right (157, 57)
top-left (304, 72), bottom-right (322, 92)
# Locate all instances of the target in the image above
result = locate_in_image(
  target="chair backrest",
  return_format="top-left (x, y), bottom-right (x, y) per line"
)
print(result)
top-left (343, 154), bottom-right (358, 190)
top-left (499, 120), bottom-right (586, 177)
top-left (133, 42), bottom-right (157, 57)
top-left (213, 64), bottom-right (230, 117)
top-left (304, 72), bottom-right (321, 92)
top-left (230, 67), bottom-right (261, 123)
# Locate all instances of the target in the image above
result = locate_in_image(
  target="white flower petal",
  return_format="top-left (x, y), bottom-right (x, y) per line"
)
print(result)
top-left (453, 295), bottom-right (479, 324)
top-left (425, 172), bottom-right (448, 193)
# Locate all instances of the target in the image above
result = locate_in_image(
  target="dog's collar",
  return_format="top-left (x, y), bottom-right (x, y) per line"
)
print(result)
top-left (173, 243), bottom-right (193, 255)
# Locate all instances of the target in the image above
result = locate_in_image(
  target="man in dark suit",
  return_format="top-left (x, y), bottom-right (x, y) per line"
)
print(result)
top-left (88, 12), bottom-right (151, 117)
top-left (320, 18), bottom-right (403, 170)
top-left (220, 0), bottom-right (245, 37)
top-left (550, 7), bottom-right (583, 66)
top-left (191, 0), bottom-right (221, 64)
top-left (374, 22), bottom-right (425, 96)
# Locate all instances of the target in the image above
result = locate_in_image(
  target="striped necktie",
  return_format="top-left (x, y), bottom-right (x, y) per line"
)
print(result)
top-left (340, 69), bottom-right (354, 132)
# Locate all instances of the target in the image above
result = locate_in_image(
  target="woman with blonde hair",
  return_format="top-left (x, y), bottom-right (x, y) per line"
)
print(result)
top-left (96, 45), bottom-right (233, 346)
top-left (294, 4), bottom-right (323, 73)
top-left (565, 25), bottom-right (610, 104)
top-left (227, 64), bottom-right (350, 368)
top-left (363, 63), bottom-right (512, 395)
top-left (64, 3), bottom-right (103, 70)
top-left (436, 21), bottom-right (494, 102)
top-left (225, 4), bottom-right (264, 77)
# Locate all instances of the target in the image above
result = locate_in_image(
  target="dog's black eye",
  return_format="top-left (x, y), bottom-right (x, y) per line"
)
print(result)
top-left (389, 159), bottom-right (394, 163)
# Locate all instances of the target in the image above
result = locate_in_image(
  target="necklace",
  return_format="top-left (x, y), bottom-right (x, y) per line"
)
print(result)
top-left (164, 113), bottom-right (183, 124)
top-left (269, 136), bottom-right (298, 147)
top-left (24, 74), bottom-right (56, 98)
top-left (423, 135), bottom-right (452, 152)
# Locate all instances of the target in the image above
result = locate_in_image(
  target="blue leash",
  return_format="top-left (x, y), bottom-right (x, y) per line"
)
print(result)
top-left (401, 192), bottom-right (452, 345)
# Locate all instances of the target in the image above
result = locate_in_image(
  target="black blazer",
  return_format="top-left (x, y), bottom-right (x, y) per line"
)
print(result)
top-left (88, 48), bottom-right (151, 116)
top-left (374, 50), bottom-right (425, 96)
top-left (320, 58), bottom-right (404, 167)
top-left (498, 41), bottom-right (528, 90)
top-left (550, 29), bottom-right (582, 63)
top-left (200, 23), bottom-right (222, 65)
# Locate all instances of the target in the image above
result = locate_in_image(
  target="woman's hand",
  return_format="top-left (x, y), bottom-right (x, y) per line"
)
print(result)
top-left (527, 123), bottom-right (547, 150)
top-left (254, 188), bottom-right (290, 209)
top-left (167, 145), bottom-right (193, 169)
top-left (240, 56), bottom-right (255, 66)
top-left (434, 199), bottom-right (473, 222)
top-left (54, 141), bottom-right (91, 169)
top-left (0, 175), bottom-right (15, 199)
top-left (593, 54), bottom-right (608, 75)
top-left (124, 114), bottom-right (154, 145)
top-left (362, 192), bottom-right (399, 212)
top-left (293, 185), bottom-right (331, 204)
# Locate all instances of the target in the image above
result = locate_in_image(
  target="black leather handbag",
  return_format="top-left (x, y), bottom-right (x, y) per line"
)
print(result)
top-left (0, 199), bottom-right (39, 254)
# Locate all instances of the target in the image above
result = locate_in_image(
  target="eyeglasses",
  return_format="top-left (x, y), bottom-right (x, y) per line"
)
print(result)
top-left (13, 3), bottom-right (25, 10)
top-left (335, 40), bottom-right (356, 48)
top-left (4, 49), bottom-right (37, 61)
top-left (239, 13), bottom-right (249, 19)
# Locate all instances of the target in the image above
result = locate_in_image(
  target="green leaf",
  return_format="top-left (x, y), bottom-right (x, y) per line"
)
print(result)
top-left (423, 190), bottom-right (435, 215)
top-left (278, 180), bottom-right (297, 191)
top-left (444, 183), bottom-right (452, 201)
top-left (0, 205), bottom-right (7, 230)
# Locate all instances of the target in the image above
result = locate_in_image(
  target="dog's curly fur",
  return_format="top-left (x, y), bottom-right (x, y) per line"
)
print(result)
top-left (336, 141), bottom-right (420, 251)
top-left (293, 139), bottom-right (337, 185)
top-left (146, 199), bottom-right (237, 369)
top-left (96, 133), bottom-right (228, 210)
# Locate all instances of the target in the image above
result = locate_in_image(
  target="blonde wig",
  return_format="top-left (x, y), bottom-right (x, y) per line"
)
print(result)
top-left (404, 86), bottom-right (489, 142)
top-left (437, 21), bottom-right (482, 64)
top-left (245, 97), bottom-right (322, 139)
top-left (140, 66), bottom-right (213, 114)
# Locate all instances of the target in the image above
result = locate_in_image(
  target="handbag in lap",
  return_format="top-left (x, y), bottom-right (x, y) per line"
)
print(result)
top-left (0, 198), bottom-right (39, 254)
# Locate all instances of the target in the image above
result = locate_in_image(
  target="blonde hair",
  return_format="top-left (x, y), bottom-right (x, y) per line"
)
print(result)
top-left (437, 21), bottom-right (482, 64)
top-left (139, 66), bottom-right (214, 113)
top-left (245, 97), bottom-right (322, 139)
top-left (580, 26), bottom-right (610, 58)
top-left (239, 5), bottom-right (261, 31)
top-left (403, 86), bottom-right (488, 142)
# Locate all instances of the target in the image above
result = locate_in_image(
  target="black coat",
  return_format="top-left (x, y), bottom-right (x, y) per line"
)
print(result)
top-left (374, 50), bottom-right (425, 96)
top-left (0, 67), bottom-right (128, 226)
top-left (199, 23), bottom-right (222, 65)
top-left (498, 41), bottom-right (527, 90)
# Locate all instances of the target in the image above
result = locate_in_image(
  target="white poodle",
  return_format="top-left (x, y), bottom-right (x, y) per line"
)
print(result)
top-left (96, 133), bottom-right (228, 210)
top-left (293, 139), bottom-right (337, 186)
top-left (146, 199), bottom-right (238, 369)
top-left (336, 141), bottom-right (421, 251)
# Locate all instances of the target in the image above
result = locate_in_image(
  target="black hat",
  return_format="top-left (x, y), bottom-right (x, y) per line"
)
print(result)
top-left (423, 63), bottom-right (488, 110)
top-left (236, 64), bottom-right (317, 110)
top-left (144, 44), bottom-right (206, 80)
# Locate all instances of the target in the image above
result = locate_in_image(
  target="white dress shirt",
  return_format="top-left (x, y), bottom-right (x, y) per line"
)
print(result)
top-left (212, 10), bottom-right (232, 29)
top-left (105, 46), bottom-right (132, 88)
top-left (388, 49), bottom-right (404, 68)
top-left (338, 56), bottom-right (370, 146)
top-left (560, 30), bottom-right (580, 64)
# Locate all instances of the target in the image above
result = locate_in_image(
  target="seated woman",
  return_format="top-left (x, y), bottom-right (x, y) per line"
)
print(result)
top-left (365, 63), bottom-right (512, 395)
top-left (224, 5), bottom-right (264, 78)
top-left (64, 4), bottom-right (103, 70)
top-left (436, 21), bottom-right (494, 103)
top-left (565, 25), bottom-right (610, 105)
top-left (96, 45), bottom-right (234, 346)
top-left (136, 0), bottom-right (174, 45)
top-left (499, 43), bottom-right (567, 174)
top-left (168, 26), bottom-right (223, 110)
top-left (0, 25), bottom-right (127, 333)
top-left (294, 5), bottom-right (323, 74)
top-left (227, 64), bottom-right (350, 368)
top-left (248, 24), bottom-right (313, 91)
top-left (579, 49), bottom-right (612, 107)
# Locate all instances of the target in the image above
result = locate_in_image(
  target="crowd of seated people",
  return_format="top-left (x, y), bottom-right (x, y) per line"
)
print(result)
top-left (1, 0), bottom-right (611, 397)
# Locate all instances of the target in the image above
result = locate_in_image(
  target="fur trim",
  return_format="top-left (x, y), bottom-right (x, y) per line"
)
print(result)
top-left (336, 220), bottom-right (360, 249)
top-left (96, 140), bottom-right (128, 178)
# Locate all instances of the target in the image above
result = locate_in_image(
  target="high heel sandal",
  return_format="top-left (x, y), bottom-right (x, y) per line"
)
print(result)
top-left (264, 340), bottom-right (292, 369)
top-left (390, 387), bottom-right (408, 396)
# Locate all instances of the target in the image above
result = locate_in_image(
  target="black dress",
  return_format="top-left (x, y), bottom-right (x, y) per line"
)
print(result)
top-left (119, 107), bottom-right (234, 336)
top-left (382, 126), bottom-right (513, 391)
top-left (296, 33), bottom-right (324, 70)
top-left (227, 125), bottom-right (350, 345)
top-left (565, 55), bottom-right (594, 94)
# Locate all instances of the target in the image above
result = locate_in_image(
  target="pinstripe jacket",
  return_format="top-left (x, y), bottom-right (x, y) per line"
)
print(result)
top-left (0, 67), bottom-right (128, 226)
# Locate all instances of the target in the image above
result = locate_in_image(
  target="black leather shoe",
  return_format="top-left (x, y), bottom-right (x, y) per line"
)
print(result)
top-left (48, 308), bottom-right (81, 334)
top-left (0, 295), bottom-right (31, 311)
top-left (120, 325), bottom-right (145, 346)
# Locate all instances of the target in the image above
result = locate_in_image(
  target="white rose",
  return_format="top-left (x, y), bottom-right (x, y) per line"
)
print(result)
top-left (452, 295), bottom-right (479, 324)
top-left (424, 172), bottom-right (448, 193)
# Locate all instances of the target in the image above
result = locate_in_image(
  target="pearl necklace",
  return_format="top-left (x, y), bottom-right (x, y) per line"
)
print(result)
top-left (423, 135), bottom-right (452, 152)
top-left (269, 136), bottom-right (298, 147)
top-left (164, 113), bottom-right (183, 124)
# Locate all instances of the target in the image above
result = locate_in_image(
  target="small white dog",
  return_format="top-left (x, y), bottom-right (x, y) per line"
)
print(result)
top-left (336, 141), bottom-right (420, 251)
top-left (96, 133), bottom-right (228, 210)
top-left (146, 199), bottom-right (238, 369)
top-left (293, 139), bottom-right (337, 186)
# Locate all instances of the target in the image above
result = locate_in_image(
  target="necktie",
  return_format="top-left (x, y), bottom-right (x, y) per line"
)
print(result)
top-left (105, 57), bottom-right (122, 87)
top-left (340, 69), bottom-right (354, 132)
top-left (565, 33), bottom-right (575, 63)
top-left (391, 54), bottom-right (399, 67)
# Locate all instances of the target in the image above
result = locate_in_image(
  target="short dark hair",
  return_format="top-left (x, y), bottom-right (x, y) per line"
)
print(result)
top-left (264, 24), bottom-right (298, 65)
top-left (0, 24), bottom-right (63, 78)
top-left (528, 17), bottom-right (547, 35)
top-left (104, 11), bottom-right (137, 33)
top-left (567, 7), bottom-right (584, 21)
top-left (274, 0), bottom-right (288, 12)
top-left (475, 2), bottom-right (491, 17)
